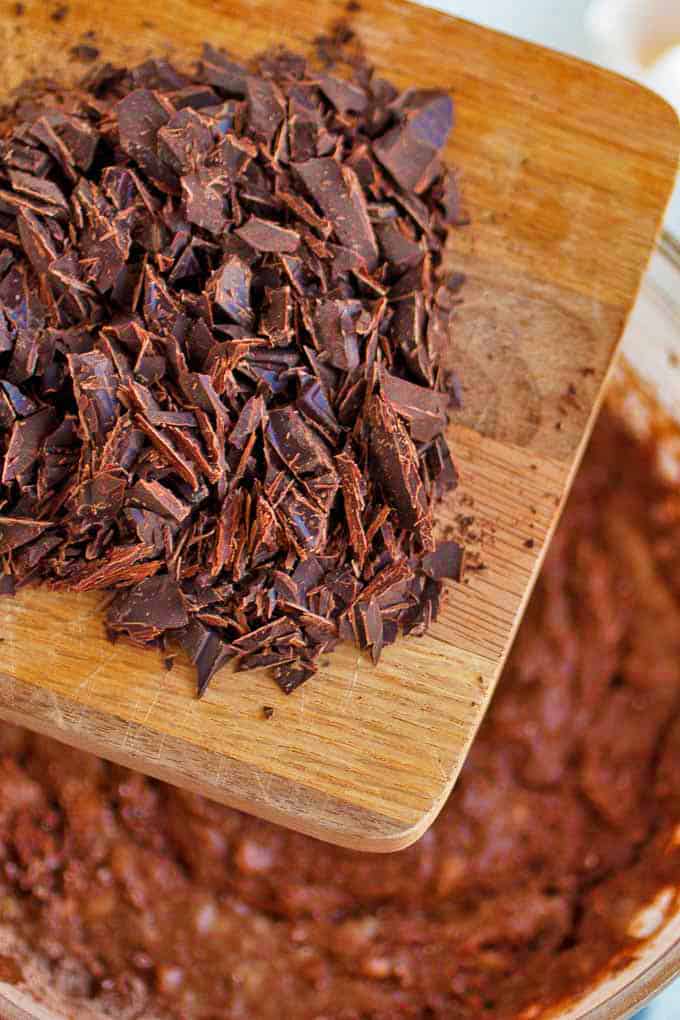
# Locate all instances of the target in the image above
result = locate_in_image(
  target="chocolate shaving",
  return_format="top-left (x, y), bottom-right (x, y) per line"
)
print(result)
top-left (0, 44), bottom-right (468, 695)
top-left (236, 217), bottom-right (300, 253)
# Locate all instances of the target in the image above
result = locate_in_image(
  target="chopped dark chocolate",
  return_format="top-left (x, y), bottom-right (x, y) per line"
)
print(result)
top-left (0, 44), bottom-right (468, 695)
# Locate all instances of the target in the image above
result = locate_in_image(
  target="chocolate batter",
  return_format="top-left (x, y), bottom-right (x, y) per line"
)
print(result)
top-left (0, 412), bottom-right (679, 1019)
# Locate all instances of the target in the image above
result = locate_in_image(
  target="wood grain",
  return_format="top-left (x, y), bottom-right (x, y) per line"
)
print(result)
top-left (0, 0), bottom-right (677, 854)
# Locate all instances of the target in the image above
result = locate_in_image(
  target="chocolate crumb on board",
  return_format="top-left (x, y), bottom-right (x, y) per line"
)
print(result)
top-left (262, 705), bottom-right (275, 720)
top-left (50, 3), bottom-right (69, 21)
top-left (0, 41), bottom-right (470, 697)
top-left (70, 44), bottom-right (100, 63)
top-left (524, 538), bottom-right (535, 549)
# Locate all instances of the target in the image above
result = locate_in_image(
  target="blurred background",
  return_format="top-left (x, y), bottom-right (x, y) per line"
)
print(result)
top-left (412, 1), bottom-right (680, 1016)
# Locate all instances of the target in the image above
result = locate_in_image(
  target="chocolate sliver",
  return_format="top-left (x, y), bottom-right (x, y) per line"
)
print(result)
top-left (266, 406), bottom-right (337, 484)
top-left (211, 255), bottom-right (253, 328)
top-left (336, 450), bottom-right (367, 566)
top-left (236, 217), bottom-right (300, 253)
top-left (368, 396), bottom-right (433, 549)
top-left (381, 369), bottom-right (448, 442)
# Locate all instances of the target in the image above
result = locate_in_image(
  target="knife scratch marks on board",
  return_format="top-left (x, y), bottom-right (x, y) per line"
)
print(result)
top-left (341, 654), bottom-right (362, 714)
top-left (139, 677), bottom-right (164, 728)
top-left (47, 688), bottom-right (65, 727)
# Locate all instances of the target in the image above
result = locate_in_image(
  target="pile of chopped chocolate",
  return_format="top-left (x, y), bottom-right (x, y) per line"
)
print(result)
top-left (0, 45), bottom-right (466, 695)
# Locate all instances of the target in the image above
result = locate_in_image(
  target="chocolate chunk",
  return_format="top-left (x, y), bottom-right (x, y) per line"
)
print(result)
top-left (1, 381), bottom-right (38, 418)
top-left (236, 217), bottom-right (300, 253)
top-left (181, 169), bottom-right (228, 234)
top-left (421, 541), bottom-right (465, 581)
top-left (177, 619), bottom-right (236, 697)
top-left (129, 479), bottom-right (191, 523)
top-left (0, 517), bottom-right (55, 555)
top-left (274, 661), bottom-right (315, 694)
top-left (296, 375), bottom-right (340, 439)
top-left (229, 395), bottom-right (265, 450)
top-left (108, 575), bottom-right (189, 633)
top-left (68, 352), bottom-right (119, 438)
top-left (246, 76), bottom-right (285, 144)
top-left (198, 44), bottom-right (247, 96)
top-left (70, 472), bottom-right (127, 524)
top-left (158, 109), bottom-right (213, 174)
top-left (312, 299), bottom-right (360, 371)
top-left (8, 170), bottom-right (68, 212)
top-left (2, 407), bottom-right (56, 483)
top-left (295, 159), bottom-right (378, 270)
top-left (117, 89), bottom-right (176, 192)
top-left (373, 90), bottom-right (454, 193)
top-left (317, 74), bottom-right (368, 114)
top-left (260, 286), bottom-right (293, 345)
top-left (211, 256), bottom-right (253, 328)
top-left (266, 407), bottom-right (338, 492)
top-left (376, 220), bottom-right (423, 268)
top-left (381, 369), bottom-right (448, 442)
top-left (368, 396), bottom-right (433, 549)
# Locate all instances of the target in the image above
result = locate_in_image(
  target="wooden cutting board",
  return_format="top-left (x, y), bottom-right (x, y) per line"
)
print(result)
top-left (0, 0), bottom-right (677, 854)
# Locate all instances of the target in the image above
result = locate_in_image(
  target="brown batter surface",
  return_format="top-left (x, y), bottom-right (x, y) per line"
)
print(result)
top-left (1, 412), bottom-right (679, 1020)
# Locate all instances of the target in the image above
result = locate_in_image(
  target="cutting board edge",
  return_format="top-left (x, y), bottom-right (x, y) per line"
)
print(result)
top-left (0, 670), bottom-right (439, 852)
